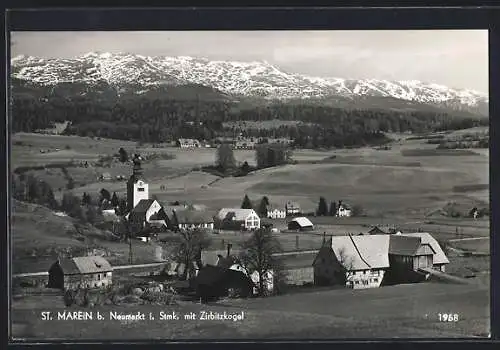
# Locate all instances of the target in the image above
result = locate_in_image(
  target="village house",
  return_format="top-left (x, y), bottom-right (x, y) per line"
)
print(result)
top-left (173, 209), bottom-right (215, 231)
top-left (336, 201), bottom-right (352, 217)
top-left (177, 138), bottom-right (201, 148)
top-left (47, 256), bottom-right (113, 291)
top-left (234, 140), bottom-right (256, 150)
top-left (215, 208), bottom-right (261, 231)
top-left (267, 207), bottom-right (286, 219)
top-left (285, 201), bottom-right (301, 216)
top-left (313, 232), bottom-right (449, 289)
top-left (287, 217), bottom-right (314, 231)
top-left (314, 235), bottom-right (390, 289)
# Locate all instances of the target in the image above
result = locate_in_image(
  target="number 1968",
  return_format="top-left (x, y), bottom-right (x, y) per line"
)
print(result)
top-left (438, 313), bottom-right (459, 322)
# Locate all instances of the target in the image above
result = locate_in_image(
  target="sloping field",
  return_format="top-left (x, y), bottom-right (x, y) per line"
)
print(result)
top-left (11, 282), bottom-right (489, 339)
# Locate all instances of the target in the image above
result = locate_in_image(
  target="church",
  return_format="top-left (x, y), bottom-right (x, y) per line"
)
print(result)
top-left (125, 154), bottom-right (165, 231)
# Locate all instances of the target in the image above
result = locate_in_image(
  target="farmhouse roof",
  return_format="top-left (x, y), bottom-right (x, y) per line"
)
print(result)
top-left (174, 209), bottom-right (214, 224)
top-left (330, 235), bottom-right (391, 271)
top-left (399, 232), bottom-right (449, 264)
top-left (217, 208), bottom-right (259, 221)
top-left (368, 226), bottom-right (387, 235)
top-left (289, 217), bottom-right (314, 228)
top-left (388, 235), bottom-right (423, 256)
top-left (56, 256), bottom-right (113, 275)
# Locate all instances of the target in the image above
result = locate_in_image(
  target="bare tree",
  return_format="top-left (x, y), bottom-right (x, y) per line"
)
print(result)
top-left (216, 144), bottom-right (236, 173)
top-left (172, 228), bottom-right (212, 280)
top-left (336, 247), bottom-right (355, 283)
top-left (239, 228), bottom-right (285, 297)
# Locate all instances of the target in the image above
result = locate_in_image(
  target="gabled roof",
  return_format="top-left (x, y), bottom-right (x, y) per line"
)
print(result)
top-left (289, 216), bottom-right (314, 227)
top-left (55, 256), bottom-right (113, 275)
top-left (399, 232), bottom-right (449, 264)
top-left (174, 209), bottom-right (214, 224)
top-left (330, 235), bottom-right (390, 271)
top-left (389, 235), bottom-right (422, 256)
top-left (131, 199), bottom-right (156, 214)
top-left (368, 226), bottom-right (387, 235)
top-left (201, 249), bottom-right (242, 267)
top-left (280, 251), bottom-right (318, 269)
top-left (217, 208), bottom-right (259, 221)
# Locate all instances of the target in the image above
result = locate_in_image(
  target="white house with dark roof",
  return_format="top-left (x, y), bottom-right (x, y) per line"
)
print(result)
top-left (126, 199), bottom-right (162, 228)
top-left (47, 256), bottom-right (113, 290)
top-left (173, 209), bottom-right (215, 231)
top-left (177, 138), bottom-right (201, 148)
top-left (216, 208), bottom-right (260, 231)
top-left (267, 207), bottom-right (286, 219)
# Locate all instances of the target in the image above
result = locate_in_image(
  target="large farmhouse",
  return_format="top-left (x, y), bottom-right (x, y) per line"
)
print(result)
top-left (48, 256), bottom-right (113, 291)
top-left (216, 208), bottom-right (261, 231)
top-left (313, 233), bottom-right (449, 289)
top-left (314, 235), bottom-right (389, 289)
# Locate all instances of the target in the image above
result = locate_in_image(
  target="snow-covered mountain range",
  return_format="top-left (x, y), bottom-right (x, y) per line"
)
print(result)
top-left (11, 52), bottom-right (488, 115)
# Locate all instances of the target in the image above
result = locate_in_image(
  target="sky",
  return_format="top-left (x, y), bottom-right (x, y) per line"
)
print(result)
top-left (10, 30), bottom-right (488, 92)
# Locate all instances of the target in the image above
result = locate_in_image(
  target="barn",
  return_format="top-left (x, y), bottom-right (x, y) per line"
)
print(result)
top-left (48, 256), bottom-right (113, 291)
top-left (287, 217), bottom-right (314, 231)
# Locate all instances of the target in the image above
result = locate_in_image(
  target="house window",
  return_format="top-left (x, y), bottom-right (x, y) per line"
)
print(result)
top-left (373, 278), bottom-right (378, 283)
top-left (138, 188), bottom-right (145, 192)
top-left (363, 270), bottom-right (367, 274)
top-left (363, 280), bottom-right (369, 285)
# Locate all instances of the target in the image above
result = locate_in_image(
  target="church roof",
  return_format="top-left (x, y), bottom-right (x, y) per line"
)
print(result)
top-left (131, 199), bottom-right (156, 214)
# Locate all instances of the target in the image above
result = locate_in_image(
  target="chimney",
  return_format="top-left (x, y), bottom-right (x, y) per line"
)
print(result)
top-left (227, 243), bottom-right (232, 257)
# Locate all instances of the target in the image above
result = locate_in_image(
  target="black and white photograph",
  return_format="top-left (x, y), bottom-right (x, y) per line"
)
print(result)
top-left (9, 29), bottom-right (490, 339)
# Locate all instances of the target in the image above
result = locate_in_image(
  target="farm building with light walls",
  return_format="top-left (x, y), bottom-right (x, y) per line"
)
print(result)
top-left (47, 256), bottom-right (113, 291)
top-left (173, 209), bottom-right (215, 231)
top-left (177, 138), bottom-right (201, 148)
top-left (288, 217), bottom-right (314, 231)
top-left (313, 233), bottom-right (449, 289)
top-left (267, 207), bottom-right (286, 219)
top-left (336, 202), bottom-right (352, 217)
top-left (216, 208), bottom-right (261, 231)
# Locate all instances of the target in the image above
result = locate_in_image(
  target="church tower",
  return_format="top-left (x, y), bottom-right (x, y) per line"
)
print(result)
top-left (127, 154), bottom-right (149, 212)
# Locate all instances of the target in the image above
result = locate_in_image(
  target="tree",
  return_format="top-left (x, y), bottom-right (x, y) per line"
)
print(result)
top-left (329, 201), bottom-right (337, 216)
top-left (111, 192), bottom-right (119, 207)
top-left (82, 192), bottom-right (91, 206)
top-left (216, 144), bottom-right (236, 173)
top-left (317, 197), bottom-right (328, 216)
top-left (241, 194), bottom-right (253, 209)
top-left (257, 197), bottom-right (269, 217)
top-left (118, 147), bottom-right (129, 163)
top-left (117, 198), bottom-right (128, 216)
top-left (61, 192), bottom-right (83, 219)
top-left (239, 228), bottom-right (285, 297)
top-left (100, 188), bottom-right (111, 203)
top-left (351, 204), bottom-right (364, 217)
top-left (173, 228), bottom-right (212, 280)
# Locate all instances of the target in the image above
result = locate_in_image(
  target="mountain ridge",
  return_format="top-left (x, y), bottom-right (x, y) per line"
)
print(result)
top-left (11, 52), bottom-right (489, 116)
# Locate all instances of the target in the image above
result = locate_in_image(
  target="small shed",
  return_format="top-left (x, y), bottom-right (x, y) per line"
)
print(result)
top-left (48, 256), bottom-right (113, 291)
top-left (287, 217), bottom-right (314, 231)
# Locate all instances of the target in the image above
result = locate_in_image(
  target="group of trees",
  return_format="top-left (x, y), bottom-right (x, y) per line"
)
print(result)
top-left (172, 226), bottom-right (285, 297)
top-left (255, 143), bottom-right (292, 169)
top-left (11, 173), bottom-right (58, 209)
top-left (12, 81), bottom-right (487, 149)
top-left (240, 194), bottom-right (270, 217)
top-left (316, 197), bottom-right (363, 217)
